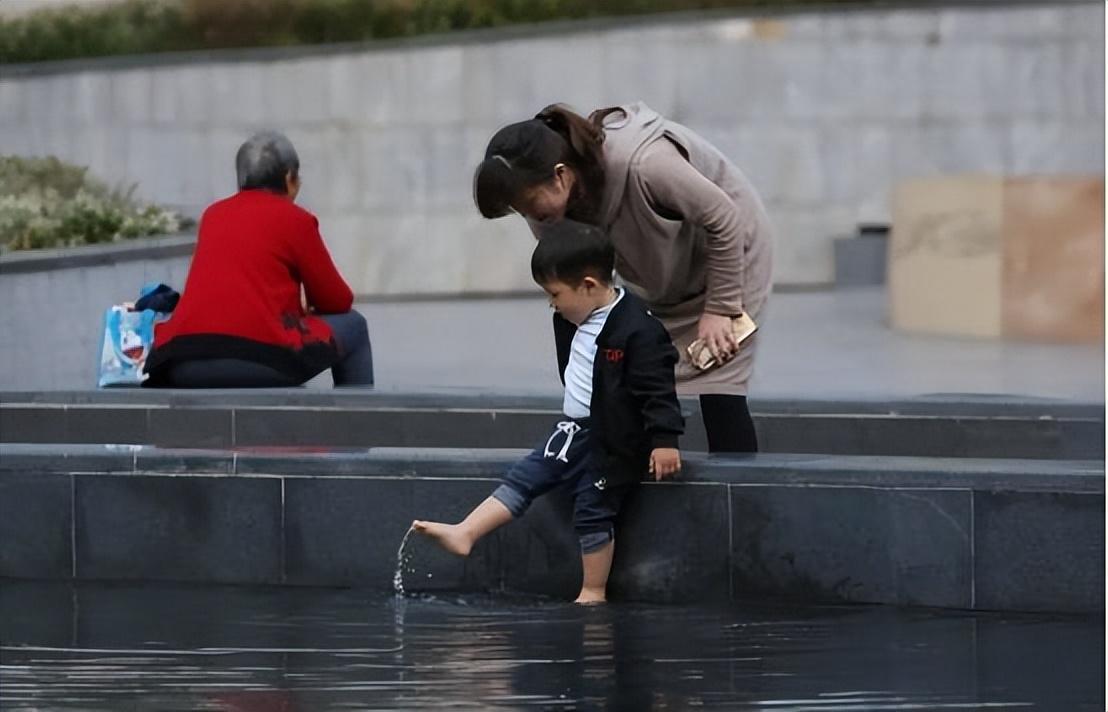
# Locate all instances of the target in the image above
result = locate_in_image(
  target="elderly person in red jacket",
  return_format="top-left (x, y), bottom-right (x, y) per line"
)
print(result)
top-left (145, 131), bottom-right (373, 388)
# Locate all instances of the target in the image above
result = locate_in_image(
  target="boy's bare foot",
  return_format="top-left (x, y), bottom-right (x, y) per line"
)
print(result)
top-left (574, 588), bottom-right (607, 605)
top-left (411, 520), bottom-right (473, 557)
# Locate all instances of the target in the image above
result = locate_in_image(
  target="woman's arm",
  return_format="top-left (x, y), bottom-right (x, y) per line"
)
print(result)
top-left (637, 140), bottom-right (751, 315)
top-left (637, 140), bottom-right (752, 360)
top-left (293, 215), bottom-right (354, 315)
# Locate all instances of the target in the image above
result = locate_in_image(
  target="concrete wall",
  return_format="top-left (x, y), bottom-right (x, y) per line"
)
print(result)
top-left (0, 237), bottom-right (193, 389)
top-left (1, 1), bottom-right (1103, 295)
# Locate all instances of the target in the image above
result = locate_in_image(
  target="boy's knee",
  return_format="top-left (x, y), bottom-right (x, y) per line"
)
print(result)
top-left (578, 527), bottom-right (613, 554)
top-left (491, 484), bottom-right (529, 518)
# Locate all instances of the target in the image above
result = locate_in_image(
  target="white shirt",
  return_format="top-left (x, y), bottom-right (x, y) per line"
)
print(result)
top-left (563, 289), bottom-right (625, 418)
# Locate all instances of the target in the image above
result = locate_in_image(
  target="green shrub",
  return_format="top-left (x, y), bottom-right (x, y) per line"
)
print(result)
top-left (0, 156), bottom-right (191, 252)
top-left (1, 0), bottom-right (871, 64)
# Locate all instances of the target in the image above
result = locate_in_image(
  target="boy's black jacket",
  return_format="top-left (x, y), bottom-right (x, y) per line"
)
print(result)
top-left (553, 290), bottom-right (684, 487)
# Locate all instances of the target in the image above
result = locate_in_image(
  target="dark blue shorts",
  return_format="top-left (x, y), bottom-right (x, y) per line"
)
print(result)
top-left (492, 419), bottom-right (631, 554)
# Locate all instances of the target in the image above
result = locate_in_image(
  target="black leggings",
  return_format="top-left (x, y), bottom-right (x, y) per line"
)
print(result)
top-left (699, 394), bottom-right (758, 453)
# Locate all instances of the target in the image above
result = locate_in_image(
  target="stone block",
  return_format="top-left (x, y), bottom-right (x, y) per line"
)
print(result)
top-left (491, 37), bottom-right (605, 124)
top-left (207, 62), bottom-right (267, 128)
top-left (66, 406), bottom-right (150, 445)
top-left (133, 448), bottom-right (234, 474)
top-left (73, 73), bottom-right (113, 126)
top-left (490, 487), bottom-right (581, 599)
top-left (921, 44), bottom-right (1006, 120)
top-left (831, 42), bottom-right (928, 121)
top-left (818, 126), bottom-right (894, 211)
top-left (608, 482), bottom-right (732, 603)
top-left (264, 57), bottom-right (331, 125)
top-left (1059, 2), bottom-right (1106, 40)
top-left (0, 79), bottom-right (26, 125)
top-left (0, 472), bottom-right (72, 578)
top-left (1002, 178), bottom-right (1104, 342)
top-left (427, 124), bottom-right (477, 210)
top-left (357, 49), bottom-right (412, 127)
top-left (170, 65), bottom-right (212, 128)
top-left (283, 476), bottom-right (507, 591)
top-left (325, 52), bottom-right (366, 124)
top-left (75, 475), bottom-right (282, 584)
top-left (85, 125), bottom-right (132, 190)
top-left (1061, 41), bottom-right (1105, 121)
top-left (283, 477), bottom-right (414, 586)
top-left (890, 175), bottom-right (1003, 337)
top-left (819, 9), bottom-right (940, 41)
top-left (891, 123), bottom-right (1008, 181)
top-left (601, 27), bottom-right (679, 118)
top-left (731, 485), bottom-right (972, 607)
top-left (936, 5), bottom-right (1072, 41)
top-left (360, 127), bottom-right (429, 210)
top-left (1008, 121), bottom-right (1105, 175)
top-left (460, 44), bottom-right (498, 124)
top-left (974, 490), bottom-right (1104, 612)
top-left (890, 175), bottom-right (1104, 342)
top-left (293, 127), bottom-right (363, 212)
top-left (710, 124), bottom-right (823, 207)
top-left (766, 208), bottom-right (851, 285)
top-left (454, 213), bottom-right (541, 293)
top-left (408, 46), bottom-right (466, 124)
top-left (205, 128), bottom-right (246, 200)
top-left (0, 581), bottom-right (74, 647)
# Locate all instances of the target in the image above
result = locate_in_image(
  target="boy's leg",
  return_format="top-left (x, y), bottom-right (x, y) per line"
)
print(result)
top-left (577, 538), bottom-right (615, 604)
top-left (413, 496), bottom-right (512, 557)
top-left (414, 421), bottom-right (585, 557)
top-left (572, 478), bottom-right (633, 604)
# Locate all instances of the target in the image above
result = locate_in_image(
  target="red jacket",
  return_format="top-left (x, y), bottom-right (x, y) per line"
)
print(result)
top-left (148, 190), bottom-right (353, 380)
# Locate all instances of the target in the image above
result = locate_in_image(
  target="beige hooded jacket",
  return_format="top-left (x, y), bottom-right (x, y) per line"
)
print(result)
top-left (588, 102), bottom-right (775, 396)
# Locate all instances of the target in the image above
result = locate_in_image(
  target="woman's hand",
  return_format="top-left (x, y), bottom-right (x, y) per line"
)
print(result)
top-left (697, 312), bottom-right (739, 364)
top-left (649, 448), bottom-right (682, 481)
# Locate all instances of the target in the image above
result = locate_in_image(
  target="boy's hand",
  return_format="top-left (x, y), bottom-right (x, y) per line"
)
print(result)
top-left (649, 448), bottom-right (682, 481)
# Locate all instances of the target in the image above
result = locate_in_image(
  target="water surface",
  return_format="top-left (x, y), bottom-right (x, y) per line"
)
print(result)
top-left (0, 581), bottom-right (1101, 710)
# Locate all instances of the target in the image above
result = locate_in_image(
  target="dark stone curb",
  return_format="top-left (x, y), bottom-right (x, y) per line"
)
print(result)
top-left (1, 444), bottom-right (1102, 614)
top-left (2, 391), bottom-right (1101, 459)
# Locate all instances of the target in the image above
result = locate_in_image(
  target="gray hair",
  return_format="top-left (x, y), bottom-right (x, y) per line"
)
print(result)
top-left (235, 131), bottom-right (300, 193)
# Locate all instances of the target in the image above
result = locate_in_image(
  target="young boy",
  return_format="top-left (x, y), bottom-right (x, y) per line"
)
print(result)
top-left (413, 220), bottom-right (683, 603)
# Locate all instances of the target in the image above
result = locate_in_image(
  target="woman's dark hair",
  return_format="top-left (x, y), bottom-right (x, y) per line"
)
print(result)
top-left (530, 220), bottom-right (615, 287)
top-left (474, 104), bottom-right (606, 223)
top-left (236, 130), bottom-right (299, 194)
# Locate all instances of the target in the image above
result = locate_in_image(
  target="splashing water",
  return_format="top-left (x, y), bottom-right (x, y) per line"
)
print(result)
top-left (394, 525), bottom-right (416, 596)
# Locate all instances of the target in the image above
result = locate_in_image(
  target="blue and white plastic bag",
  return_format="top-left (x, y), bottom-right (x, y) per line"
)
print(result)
top-left (96, 306), bottom-right (163, 387)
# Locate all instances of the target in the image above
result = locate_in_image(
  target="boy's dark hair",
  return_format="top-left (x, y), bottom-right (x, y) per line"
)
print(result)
top-left (531, 220), bottom-right (615, 287)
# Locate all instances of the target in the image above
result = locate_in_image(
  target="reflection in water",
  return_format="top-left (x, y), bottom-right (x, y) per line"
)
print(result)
top-left (0, 582), bottom-right (1101, 711)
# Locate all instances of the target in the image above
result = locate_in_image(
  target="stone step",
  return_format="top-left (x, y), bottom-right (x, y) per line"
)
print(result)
top-left (1, 390), bottom-right (1102, 459)
top-left (0, 443), bottom-right (1102, 614)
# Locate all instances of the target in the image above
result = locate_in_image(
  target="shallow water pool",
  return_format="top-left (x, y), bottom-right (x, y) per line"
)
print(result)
top-left (0, 581), bottom-right (1102, 710)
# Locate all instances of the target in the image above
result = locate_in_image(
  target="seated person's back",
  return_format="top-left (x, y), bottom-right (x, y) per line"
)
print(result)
top-left (145, 131), bottom-right (373, 388)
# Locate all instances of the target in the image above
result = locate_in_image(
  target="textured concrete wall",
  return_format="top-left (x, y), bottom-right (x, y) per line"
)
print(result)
top-left (0, 238), bottom-right (193, 390)
top-left (0, 2), bottom-right (1103, 294)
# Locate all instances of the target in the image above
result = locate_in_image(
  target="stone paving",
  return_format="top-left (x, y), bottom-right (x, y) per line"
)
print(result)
top-left (348, 286), bottom-right (1105, 402)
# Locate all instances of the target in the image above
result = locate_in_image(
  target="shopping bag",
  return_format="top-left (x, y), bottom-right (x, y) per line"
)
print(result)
top-left (95, 306), bottom-right (163, 387)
